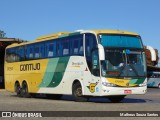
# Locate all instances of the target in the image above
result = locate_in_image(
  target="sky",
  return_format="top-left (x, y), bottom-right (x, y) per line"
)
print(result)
top-left (0, 0), bottom-right (160, 53)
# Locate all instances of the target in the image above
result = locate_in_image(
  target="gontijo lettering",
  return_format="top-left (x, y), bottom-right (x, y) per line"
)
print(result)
top-left (20, 63), bottom-right (40, 71)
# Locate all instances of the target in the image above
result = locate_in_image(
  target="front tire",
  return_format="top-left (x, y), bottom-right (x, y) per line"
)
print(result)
top-left (72, 82), bottom-right (88, 102)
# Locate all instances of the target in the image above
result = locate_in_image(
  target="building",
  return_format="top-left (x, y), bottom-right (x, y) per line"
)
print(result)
top-left (0, 38), bottom-right (26, 88)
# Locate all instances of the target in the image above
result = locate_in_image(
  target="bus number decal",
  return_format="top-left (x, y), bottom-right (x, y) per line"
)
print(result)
top-left (20, 63), bottom-right (40, 71)
top-left (87, 83), bottom-right (97, 93)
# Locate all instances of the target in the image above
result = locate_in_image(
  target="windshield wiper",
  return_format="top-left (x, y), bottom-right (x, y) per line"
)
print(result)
top-left (128, 64), bottom-right (139, 77)
top-left (126, 54), bottom-right (140, 77)
top-left (117, 65), bottom-right (126, 77)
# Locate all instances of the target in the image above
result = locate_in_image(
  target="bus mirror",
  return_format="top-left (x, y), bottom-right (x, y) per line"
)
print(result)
top-left (98, 44), bottom-right (105, 60)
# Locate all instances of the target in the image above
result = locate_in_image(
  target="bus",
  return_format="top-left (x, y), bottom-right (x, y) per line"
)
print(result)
top-left (147, 72), bottom-right (160, 88)
top-left (5, 30), bottom-right (147, 102)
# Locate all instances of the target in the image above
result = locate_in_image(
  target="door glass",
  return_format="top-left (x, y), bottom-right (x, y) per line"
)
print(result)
top-left (92, 49), bottom-right (100, 76)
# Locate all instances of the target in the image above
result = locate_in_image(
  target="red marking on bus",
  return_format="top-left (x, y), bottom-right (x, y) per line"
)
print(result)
top-left (124, 90), bottom-right (132, 94)
top-left (107, 72), bottom-right (120, 75)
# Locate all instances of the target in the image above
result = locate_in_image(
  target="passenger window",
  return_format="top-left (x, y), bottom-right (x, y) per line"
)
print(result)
top-left (14, 47), bottom-right (19, 62)
top-left (40, 43), bottom-right (45, 58)
top-left (29, 48), bottom-right (33, 59)
top-left (79, 37), bottom-right (84, 55)
top-left (63, 40), bottom-right (70, 56)
top-left (48, 43), bottom-right (54, 57)
top-left (45, 41), bottom-right (56, 58)
top-left (35, 45), bottom-right (40, 58)
top-left (19, 46), bottom-right (25, 61)
top-left (26, 45), bottom-right (34, 60)
top-left (71, 35), bottom-right (84, 56)
top-left (57, 40), bottom-right (63, 57)
top-left (73, 39), bottom-right (79, 55)
top-left (6, 48), bottom-right (16, 62)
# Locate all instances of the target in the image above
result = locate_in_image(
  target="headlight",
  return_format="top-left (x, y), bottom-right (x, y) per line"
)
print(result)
top-left (102, 71), bottom-right (106, 76)
top-left (139, 82), bottom-right (147, 87)
top-left (102, 82), bottom-right (116, 87)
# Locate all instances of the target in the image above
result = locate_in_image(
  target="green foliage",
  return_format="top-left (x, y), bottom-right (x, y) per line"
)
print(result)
top-left (0, 30), bottom-right (6, 38)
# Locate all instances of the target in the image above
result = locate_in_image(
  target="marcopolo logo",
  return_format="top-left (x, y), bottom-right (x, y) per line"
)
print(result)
top-left (20, 63), bottom-right (40, 71)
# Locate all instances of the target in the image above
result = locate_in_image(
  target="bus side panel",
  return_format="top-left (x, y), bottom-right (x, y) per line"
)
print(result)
top-left (5, 62), bottom-right (16, 92)
top-left (37, 56), bottom-right (101, 95)
top-left (61, 56), bottom-right (102, 96)
top-left (5, 59), bottom-right (49, 93)
top-left (37, 57), bottom-right (71, 94)
top-left (5, 74), bottom-right (15, 92)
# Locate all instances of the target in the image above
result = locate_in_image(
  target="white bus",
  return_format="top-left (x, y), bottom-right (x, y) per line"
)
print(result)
top-left (147, 72), bottom-right (160, 88)
top-left (5, 30), bottom-right (147, 102)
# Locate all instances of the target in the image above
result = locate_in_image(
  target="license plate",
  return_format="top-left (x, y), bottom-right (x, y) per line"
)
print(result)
top-left (124, 90), bottom-right (132, 94)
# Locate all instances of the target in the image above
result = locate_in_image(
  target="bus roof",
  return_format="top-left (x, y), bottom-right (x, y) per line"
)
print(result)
top-left (36, 30), bottom-right (139, 41)
top-left (90, 30), bottom-right (139, 36)
top-left (6, 29), bottom-right (139, 48)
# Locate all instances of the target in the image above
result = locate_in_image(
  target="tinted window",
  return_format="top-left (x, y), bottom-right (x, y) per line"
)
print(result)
top-left (6, 34), bottom-right (85, 62)
top-left (85, 33), bottom-right (97, 72)
top-left (62, 39), bottom-right (70, 56)
top-left (6, 48), bottom-right (16, 62)
top-left (57, 40), bottom-right (63, 56)
top-left (26, 44), bottom-right (34, 60)
top-left (99, 35), bottom-right (143, 48)
top-left (85, 33), bottom-right (97, 58)
top-left (17, 46), bottom-right (25, 61)
top-left (71, 34), bottom-right (84, 56)
top-left (45, 41), bottom-right (56, 58)
top-left (34, 43), bottom-right (45, 59)
top-left (6, 46), bottom-right (25, 62)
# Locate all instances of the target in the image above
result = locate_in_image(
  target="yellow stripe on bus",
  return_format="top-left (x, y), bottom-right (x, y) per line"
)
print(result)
top-left (107, 78), bottom-right (137, 87)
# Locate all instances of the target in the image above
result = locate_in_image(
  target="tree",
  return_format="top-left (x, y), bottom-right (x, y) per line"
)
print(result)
top-left (0, 30), bottom-right (6, 38)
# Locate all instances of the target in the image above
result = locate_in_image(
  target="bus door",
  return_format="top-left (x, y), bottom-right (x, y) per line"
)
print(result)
top-left (84, 33), bottom-right (100, 94)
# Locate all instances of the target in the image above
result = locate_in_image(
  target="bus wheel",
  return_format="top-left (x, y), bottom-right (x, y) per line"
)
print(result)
top-left (72, 82), bottom-right (88, 102)
top-left (21, 82), bottom-right (31, 98)
top-left (15, 82), bottom-right (21, 97)
top-left (158, 84), bottom-right (160, 89)
top-left (108, 95), bottom-right (125, 103)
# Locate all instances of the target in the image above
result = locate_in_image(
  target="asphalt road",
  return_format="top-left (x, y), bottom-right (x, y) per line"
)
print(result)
top-left (0, 88), bottom-right (160, 120)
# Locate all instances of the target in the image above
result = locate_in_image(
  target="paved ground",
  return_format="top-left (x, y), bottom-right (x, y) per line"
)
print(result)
top-left (0, 88), bottom-right (160, 120)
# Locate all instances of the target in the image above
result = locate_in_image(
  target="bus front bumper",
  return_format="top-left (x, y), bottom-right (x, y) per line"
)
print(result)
top-left (101, 86), bottom-right (147, 96)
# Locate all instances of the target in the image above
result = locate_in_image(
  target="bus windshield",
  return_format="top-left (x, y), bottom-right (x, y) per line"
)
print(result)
top-left (101, 49), bottom-right (146, 78)
top-left (99, 34), bottom-right (143, 48)
top-left (99, 34), bottom-right (146, 78)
